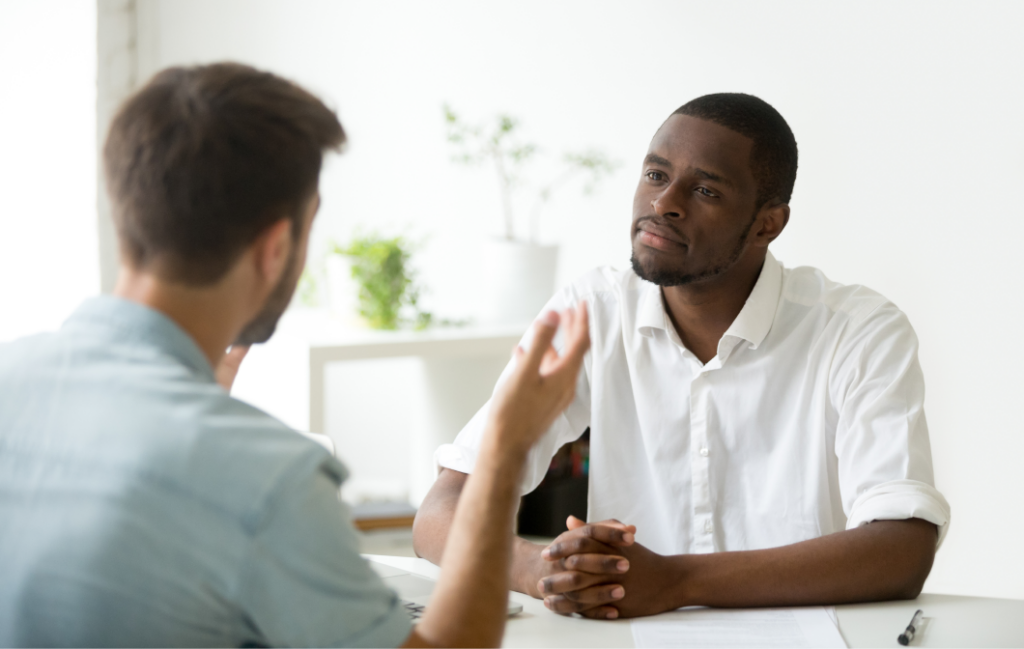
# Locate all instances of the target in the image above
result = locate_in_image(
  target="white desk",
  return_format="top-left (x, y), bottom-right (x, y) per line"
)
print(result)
top-left (367, 554), bottom-right (1024, 648)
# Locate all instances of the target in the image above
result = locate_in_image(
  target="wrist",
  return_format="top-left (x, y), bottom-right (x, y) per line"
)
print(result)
top-left (478, 426), bottom-right (532, 468)
top-left (663, 553), bottom-right (703, 610)
top-left (511, 537), bottom-right (547, 598)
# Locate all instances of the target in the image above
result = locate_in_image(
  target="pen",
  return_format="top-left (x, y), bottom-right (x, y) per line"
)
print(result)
top-left (897, 609), bottom-right (924, 646)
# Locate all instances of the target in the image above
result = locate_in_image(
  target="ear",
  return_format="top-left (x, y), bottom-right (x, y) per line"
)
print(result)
top-left (752, 202), bottom-right (790, 247)
top-left (252, 218), bottom-right (293, 288)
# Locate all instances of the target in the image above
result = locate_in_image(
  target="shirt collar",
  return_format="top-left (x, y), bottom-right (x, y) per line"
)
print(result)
top-left (720, 250), bottom-right (783, 351)
top-left (636, 251), bottom-right (784, 353)
top-left (63, 295), bottom-right (216, 382)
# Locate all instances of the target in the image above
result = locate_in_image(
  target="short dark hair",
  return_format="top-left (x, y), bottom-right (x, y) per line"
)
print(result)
top-left (103, 63), bottom-right (346, 285)
top-left (673, 93), bottom-right (797, 208)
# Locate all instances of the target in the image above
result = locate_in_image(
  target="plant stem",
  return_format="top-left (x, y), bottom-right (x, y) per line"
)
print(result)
top-left (490, 143), bottom-right (515, 241)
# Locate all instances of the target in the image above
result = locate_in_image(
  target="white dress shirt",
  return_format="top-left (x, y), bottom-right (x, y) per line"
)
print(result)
top-left (436, 251), bottom-right (950, 556)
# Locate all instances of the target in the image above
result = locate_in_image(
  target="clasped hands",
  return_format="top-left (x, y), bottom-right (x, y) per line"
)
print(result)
top-left (533, 515), bottom-right (670, 620)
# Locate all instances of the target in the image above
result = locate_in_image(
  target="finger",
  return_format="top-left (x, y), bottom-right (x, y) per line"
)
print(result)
top-left (583, 518), bottom-right (638, 535)
top-left (563, 301), bottom-right (590, 360)
top-left (538, 345), bottom-right (560, 373)
top-left (520, 310), bottom-right (560, 375)
top-left (544, 526), bottom-right (636, 559)
top-left (544, 585), bottom-right (625, 614)
top-left (544, 302), bottom-right (590, 382)
top-left (537, 570), bottom-right (618, 596)
top-left (579, 606), bottom-right (622, 620)
top-left (566, 515), bottom-right (636, 534)
top-left (541, 535), bottom-right (618, 561)
top-left (557, 553), bottom-right (630, 575)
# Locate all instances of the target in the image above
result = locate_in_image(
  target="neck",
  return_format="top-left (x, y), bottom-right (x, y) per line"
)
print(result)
top-left (113, 268), bottom-right (248, 369)
top-left (661, 251), bottom-right (766, 364)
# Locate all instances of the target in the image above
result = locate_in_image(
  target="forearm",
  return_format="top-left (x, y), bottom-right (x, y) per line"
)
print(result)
top-left (414, 440), bottom-right (526, 647)
top-left (410, 472), bottom-right (459, 566)
top-left (668, 519), bottom-right (937, 609)
top-left (413, 469), bottom-right (546, 598)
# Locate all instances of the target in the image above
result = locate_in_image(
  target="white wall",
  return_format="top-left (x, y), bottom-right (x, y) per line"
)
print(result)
top-left (139, 0), bottom-right (1024, 600)
top-left (0, 1), bottom-right (97, 341)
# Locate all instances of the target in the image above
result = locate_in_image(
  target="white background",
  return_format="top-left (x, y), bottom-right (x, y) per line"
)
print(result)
top-left (2, 0), bottom-right (1022, 601)
top-left (0, 2), bottom-right (98, 342)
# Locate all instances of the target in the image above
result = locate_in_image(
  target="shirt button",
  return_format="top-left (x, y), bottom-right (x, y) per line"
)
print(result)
top-left (699, 446), bottom-right (709, 457)
top-left (704, 519), bottom-right (714, 533)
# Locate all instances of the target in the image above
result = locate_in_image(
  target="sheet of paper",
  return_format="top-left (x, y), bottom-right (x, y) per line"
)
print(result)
top-left (631, 606), bottom-right (846, 648)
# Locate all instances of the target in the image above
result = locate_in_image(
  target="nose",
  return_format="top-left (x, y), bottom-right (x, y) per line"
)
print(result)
top-left (651, 182), bottom-right (684, 219)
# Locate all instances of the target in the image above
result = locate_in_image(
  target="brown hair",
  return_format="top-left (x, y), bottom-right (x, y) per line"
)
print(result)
top-left (103, 63), bottom-right (346, 285)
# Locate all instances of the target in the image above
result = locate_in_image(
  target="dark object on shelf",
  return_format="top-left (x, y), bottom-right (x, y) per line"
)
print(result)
top-left (517, 429), bottom-right (590, 537)
top-left (352, 501), bottom-right (417, 531)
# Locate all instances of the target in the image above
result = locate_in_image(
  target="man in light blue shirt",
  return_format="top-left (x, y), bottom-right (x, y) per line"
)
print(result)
top-left (0, 63), bottom-right (601, 647)
top-left (1, 296), bottom-right (410, 646)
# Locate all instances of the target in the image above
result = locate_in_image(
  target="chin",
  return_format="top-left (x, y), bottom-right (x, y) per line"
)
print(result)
top-left (630, 249), bottom-right (699, 287)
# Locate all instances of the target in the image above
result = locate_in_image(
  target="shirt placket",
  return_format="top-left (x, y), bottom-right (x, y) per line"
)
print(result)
top-left (689, 369), bottom-right (715, 554)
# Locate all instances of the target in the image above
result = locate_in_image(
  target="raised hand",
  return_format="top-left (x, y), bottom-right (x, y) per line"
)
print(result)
top-left (485, 302), bottom-right (590, 454)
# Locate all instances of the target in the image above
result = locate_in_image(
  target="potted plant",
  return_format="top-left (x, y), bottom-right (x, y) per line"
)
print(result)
top-left (443, 105), bottom-right (618, 325)
top-left (325, 234), bottom-right (433, 330)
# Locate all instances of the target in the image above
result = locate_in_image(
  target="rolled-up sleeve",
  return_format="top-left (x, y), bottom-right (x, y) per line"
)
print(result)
top-left (434, 288), bottom-right (593, 495)
top-left (239, 454), bottom-right (412, 648)
top-left (831, 303), bottom-right (951, 547)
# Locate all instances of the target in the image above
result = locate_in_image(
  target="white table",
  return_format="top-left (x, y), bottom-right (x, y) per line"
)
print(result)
top-left (367, 554), bottom-right (1024, 648)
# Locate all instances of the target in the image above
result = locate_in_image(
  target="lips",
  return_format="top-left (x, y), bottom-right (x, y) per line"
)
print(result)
top-left (636, 221), bottom-right (687, 251)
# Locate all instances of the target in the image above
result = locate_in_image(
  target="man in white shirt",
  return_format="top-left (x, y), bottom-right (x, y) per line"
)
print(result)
top-left (413, 93), bottom-right (950, 619)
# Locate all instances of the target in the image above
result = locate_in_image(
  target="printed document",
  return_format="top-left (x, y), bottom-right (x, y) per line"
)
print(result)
top-left (631, 606), bottom-right (846, 648)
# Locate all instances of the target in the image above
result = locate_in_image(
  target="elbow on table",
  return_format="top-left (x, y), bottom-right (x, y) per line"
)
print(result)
top-left (412, 468), bottom-right (467, 562)
top-left (889, 521), bottom-right (939, 601)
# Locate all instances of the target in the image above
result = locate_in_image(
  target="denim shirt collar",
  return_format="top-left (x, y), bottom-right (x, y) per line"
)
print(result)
top-left (63, 295), bottom-right (216, 383)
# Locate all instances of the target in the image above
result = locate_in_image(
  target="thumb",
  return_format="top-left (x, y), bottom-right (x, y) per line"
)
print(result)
top-left (566, 515), bottom-right (586, 530)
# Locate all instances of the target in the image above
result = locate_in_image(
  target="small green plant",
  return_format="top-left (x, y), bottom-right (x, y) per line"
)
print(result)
top-left (443, 104), bottom-right (620, 242)
top-left (333, 234), bottom-right (432, 330)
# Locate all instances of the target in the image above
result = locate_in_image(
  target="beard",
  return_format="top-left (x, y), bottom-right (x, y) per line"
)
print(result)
top-left (234, 245), bottom-right (302, 345)
top-left (631, 212), bottom-right (757, 287)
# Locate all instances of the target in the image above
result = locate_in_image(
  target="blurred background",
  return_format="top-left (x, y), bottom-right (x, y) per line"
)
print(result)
top-left (1, 0), bottom-right (1022, 601)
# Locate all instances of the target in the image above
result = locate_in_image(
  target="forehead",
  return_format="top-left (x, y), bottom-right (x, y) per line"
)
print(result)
top-left (648, 114), bottom-right (755, 187)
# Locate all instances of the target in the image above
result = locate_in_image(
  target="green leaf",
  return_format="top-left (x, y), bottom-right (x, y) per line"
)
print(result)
top-left (335, 233), bottom-right (435, 330)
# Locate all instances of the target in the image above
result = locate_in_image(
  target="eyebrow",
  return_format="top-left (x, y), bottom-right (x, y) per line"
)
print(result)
top-left (644, 153), bottom-right (673, 168)
top-left (644, 153), bottom-right (733, 187)
top-left (693, 167), bottom-right (732, 186)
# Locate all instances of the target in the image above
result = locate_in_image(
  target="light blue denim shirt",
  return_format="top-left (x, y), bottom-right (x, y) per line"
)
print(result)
top-left (0, 296), bottom-right (411, 647)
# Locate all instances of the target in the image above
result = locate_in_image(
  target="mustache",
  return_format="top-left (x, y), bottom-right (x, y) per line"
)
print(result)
top-left (635, 215), bottom-right (687, 243)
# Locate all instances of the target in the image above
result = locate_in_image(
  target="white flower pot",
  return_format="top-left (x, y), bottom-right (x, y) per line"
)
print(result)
top-left (325, 254), bottom-right (363, 327)
top-left (478, 239), bottom-right (559, 326)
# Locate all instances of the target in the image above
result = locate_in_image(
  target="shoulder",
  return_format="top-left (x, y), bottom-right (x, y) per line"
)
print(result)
top-left (0, 330), bottom-right (66, 376)
top-left (158, 393), bottom-right (347, 531)
top-left (778, 263), bottom-right (917, 355)
top-left (0, 325), bottom-right (344, 534)
top-left (553, 265), bottom-right (649, 316)
top-left (781, 264), bottom-right (906, 327)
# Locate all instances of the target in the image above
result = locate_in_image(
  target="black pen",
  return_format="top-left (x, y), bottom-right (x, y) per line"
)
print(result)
top-left (898, 609), bottom-right (924, 646)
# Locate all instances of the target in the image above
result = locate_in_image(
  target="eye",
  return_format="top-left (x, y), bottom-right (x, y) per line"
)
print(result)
top-left (696, 186), bottom-right (717, 198)
top-left (646, 170), bottom-right (666, 182)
